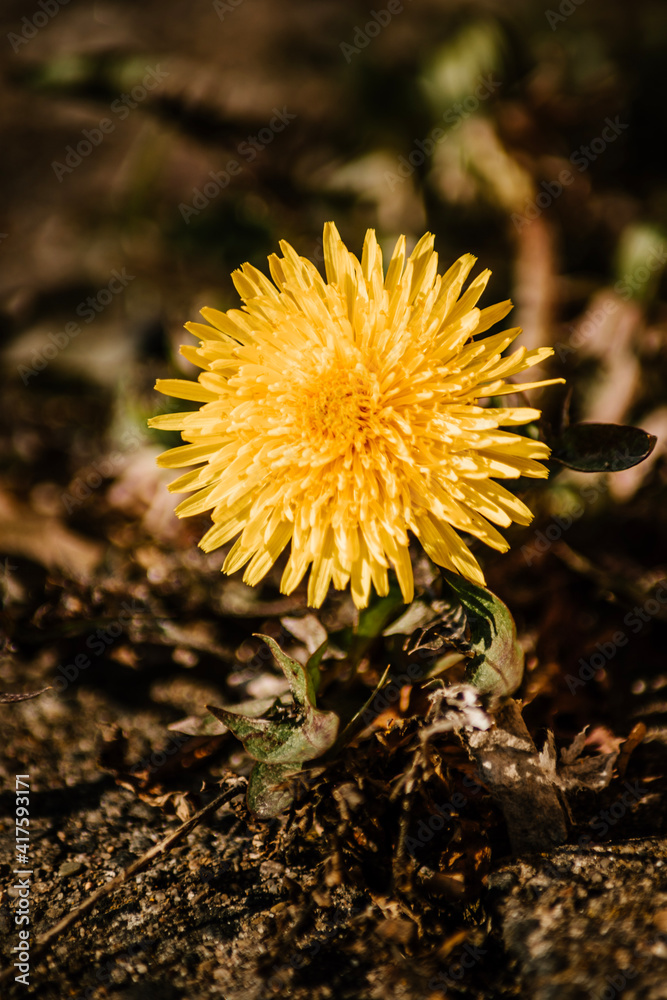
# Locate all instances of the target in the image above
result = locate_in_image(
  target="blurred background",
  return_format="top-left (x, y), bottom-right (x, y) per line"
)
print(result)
top-left (2, 3), bottom-right (667, 996)
top-left (1, 0), bottom-right (667, 784)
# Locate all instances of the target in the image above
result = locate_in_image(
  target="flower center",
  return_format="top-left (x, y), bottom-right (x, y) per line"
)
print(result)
top-left (300, 364), bottom-right (378, 447)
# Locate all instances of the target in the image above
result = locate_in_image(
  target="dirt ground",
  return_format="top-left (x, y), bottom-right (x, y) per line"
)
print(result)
top-left (2, 1), bottom-right (667, 997)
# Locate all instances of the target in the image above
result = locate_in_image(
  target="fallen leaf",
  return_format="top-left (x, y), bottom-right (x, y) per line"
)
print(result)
top-left (462, 699), bottom-right (568, 853)
top-left (541, 729), bottom-right (619, 793)
top-left (0, 686), bottom-right (51, 703)
top-left (281, 614), bottom-right (327, 654)
top-left (0, 489), bottom-right (103, 580)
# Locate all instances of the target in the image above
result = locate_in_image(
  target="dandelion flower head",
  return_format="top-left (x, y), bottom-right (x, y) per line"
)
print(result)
top-left (149, 223), bottom-right (562, 608)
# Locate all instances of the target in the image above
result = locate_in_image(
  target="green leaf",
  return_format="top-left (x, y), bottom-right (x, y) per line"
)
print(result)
top-left (206, 635), bottom-right (339, 816)
top-left (441, 570), bottom-right (524, 699)
top-left (207, 699), bottom-right (337, 766)
top-left (207, 705), bottom-right (290, 759)
top-left (550, 423), bottom-right (657, 473)
top-left (253, 633), bottom-right (317, 709)
top-left (262, 712), bottom-right (338, 764)
top-left (305, 639), bottom-right (328, 695)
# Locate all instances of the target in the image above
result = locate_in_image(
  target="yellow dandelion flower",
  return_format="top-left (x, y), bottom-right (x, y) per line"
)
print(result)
top-left (149, 222), bottom-right (563, 609)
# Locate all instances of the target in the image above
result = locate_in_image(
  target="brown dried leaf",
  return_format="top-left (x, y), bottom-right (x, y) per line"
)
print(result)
top-left (463, 700), bottom-right (568, 854)
top-left (0, 686), bottom-right (51, 703)
top-left (0, 489), bottom-right (103, 580)
top-left (543, 727), bottom-right (619, 793)
top-left (281, 614), bottom-right (327, 654)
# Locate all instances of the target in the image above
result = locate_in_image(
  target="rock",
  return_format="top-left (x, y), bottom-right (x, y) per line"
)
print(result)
top-left (58, 861), bottom-right (84, 877)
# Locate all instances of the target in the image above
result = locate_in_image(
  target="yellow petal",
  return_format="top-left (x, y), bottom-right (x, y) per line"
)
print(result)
top-left (148, 222), bottom-right (563, 609)
top-left (155, 379), bottom-right (218, 402)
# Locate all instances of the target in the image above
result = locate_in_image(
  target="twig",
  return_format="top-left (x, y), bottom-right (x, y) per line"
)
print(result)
top-left (391, 747), bottom-right (422, 894)
top-left (0, 776), bottom-right (247, 986)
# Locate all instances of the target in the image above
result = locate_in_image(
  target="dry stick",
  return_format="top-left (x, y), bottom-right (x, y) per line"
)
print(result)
top-left (390, 747), bottom-right (422, 894)
top-left (0, 777), bottom-right (247, 986)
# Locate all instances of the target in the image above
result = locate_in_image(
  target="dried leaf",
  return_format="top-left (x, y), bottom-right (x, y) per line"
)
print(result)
top-left (281, 614), bottom-right (327, 654)
top-left (0, 489), bottom-right (103, 580)
top-left (0, 686), bottom-right (50, 703)
top-left (546, 728), bottom-right (619, 793)
top-left (168, 714), bottom-right (228, 737)
top-left (386, 598), bottom-right (474, 660)
top-left (616, 723), bottom-right (647, 778)
top-left (463, 700), bottom-right (568, 853)
top-left (382, 601), bottom-right (436, 636)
